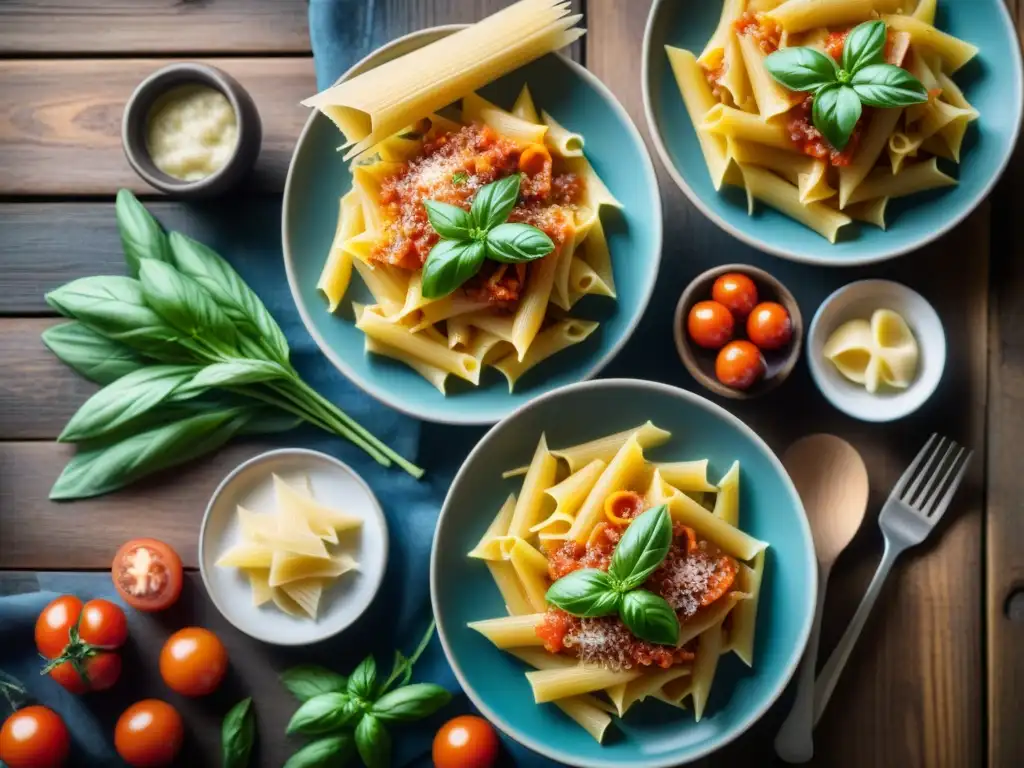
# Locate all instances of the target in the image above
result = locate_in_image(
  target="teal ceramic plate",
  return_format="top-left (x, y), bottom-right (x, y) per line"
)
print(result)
top-left (642, 0), bottom-right (1023, 266)
top-left (431, 379), bottom-right (816, 767)
top-left (283, 28), bottom-right (662, 425)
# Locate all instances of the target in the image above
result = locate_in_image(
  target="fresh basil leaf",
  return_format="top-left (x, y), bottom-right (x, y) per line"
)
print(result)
top-left (545, 569), bottom-right (621, 617)
top-left (42, 321), bottom-right (148, 385)
top-left (485, 223), bottom-right (555, 263)
top-left (470, 175), bottom-right (521, 231)
top-left (420, 239), bottom-right (486, 299)
top-left (842, 20), bottom-right (888, 75)
top-left (138, 259), bottom-right (239, 347)
top-left (58, 364), bottom-right (200, 443)
top-left (851, 63), bottom-right (929, 107)
top-left (168, 231), bottom-right (290, 366)
top-left (608, 504), bottom-right (672, 590)
top-left (49, 407), bottom-right (248, 500)
top-left (282, 735), bottom-right (354, 768)
top-left (236, 407), bottom-right (303, 436)
top-left (812, 84), bottom-right (862, 151)
top-left (619, 590), bottom-right (680, 646)
top-left (423, 201), bottom-right (474, 240)
top-left (222, 697), bottom-right (256, 768)
top-left (347, 656), bottom-right (377, 700)
top-left (45, 276), bottom-right (192, 362)
top-left (355, 715), bottom-right (390, 768)
top-left (286, 692), bottom-right (352, 736)
top-left (116, 189), bottom-right (171, 276)
top-left (281, 666), bottom-right (348, 702)
top-left (371, 683), bottom-right (451, 723)
top-left (180, 359), bottom-right (288, 396)
top-left (764, 47), bottom-right (838, 94)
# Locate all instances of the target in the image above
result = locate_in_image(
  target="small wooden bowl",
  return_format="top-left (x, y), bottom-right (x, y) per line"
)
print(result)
top-left (673, 264), bottom-right (803, 400)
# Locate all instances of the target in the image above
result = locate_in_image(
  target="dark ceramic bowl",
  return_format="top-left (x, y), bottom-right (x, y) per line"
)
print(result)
top-left (674, 264), bottom-right (803, 400)
top-left (121, 62), bottom-right (261, 198)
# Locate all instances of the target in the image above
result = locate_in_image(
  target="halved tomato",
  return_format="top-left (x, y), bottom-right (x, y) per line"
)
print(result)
top-left (112, 539), bottom-right (183, 612)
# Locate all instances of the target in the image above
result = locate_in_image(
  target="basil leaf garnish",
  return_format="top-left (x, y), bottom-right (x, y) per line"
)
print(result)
top-left (346, 656), bottom-right (377, 700)
top-left (423, 201), bottom-right (474, 241)
top-left (842, 20), bottom-right (888, 75)
top-left (221, 698), bottom-right (256, 768)
top-left (812, 84), bottom-right (863, 151)
top-left (851, 63), bottom-right (930, 107)
top-left (764, 47), bottom-right (838, 94)
top-left (285, 692), bottom-right (352, 735)
top-left (371, 683), bottom-right (451, 723)
top-left (280, 665), bottom-right (348, 702)
top-left (608, 504), bottom-right (672, 591)
top-left (282, 735), bottom-right (354, 768)
top-left (355, 714), bottom-right (391, 768)
top-left (116, 188), bottom-right (171, 276)
top-left (485, 222), bottom-right (555, 263)
top-left (421, 239), bottom-right (486, 299)
top-left (545, 569), bottom-right (622, 617)
top-left (620, 590), bottom-right (680, 646)
top-left (470, 173), bottom-right (521, 230)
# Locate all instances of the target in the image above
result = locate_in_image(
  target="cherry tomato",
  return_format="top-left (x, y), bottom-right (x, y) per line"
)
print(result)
top-left (746, 302), bottom-right (793, 351)
top-left (715, 340), bottom-right (766, 390)
top-left (159, 627), bottom-right (228, 697)
top-left (0, 706), bottom-right (70, 768)
top-left (112, 539), bottom-right (183, 612)
top-left (687, 300), bottom-right (734, 349)
top-left (711, 272), bottom-right (759, 319)
top-left (35, 596), bottom-right (127, 693)
top-left (432, 715), bottom-right (500, 768)
top-left (79, 599), bottom-right (128, 649)
top-left (114, 700), bottom-right (183, 768)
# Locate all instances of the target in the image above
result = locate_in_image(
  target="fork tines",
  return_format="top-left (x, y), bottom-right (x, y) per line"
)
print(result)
top-left (892, 434), bottom-right (973, 520)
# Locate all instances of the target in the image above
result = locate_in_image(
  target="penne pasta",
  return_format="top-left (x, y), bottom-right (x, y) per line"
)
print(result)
top-left (690, 618), bottom-right (726, 721)
top-left (652, 460), bottom-right (718, 494)
top-left (727, 549), bottom-right (765, 666)
top-left (469, 613), bottom-right (546, 648)
top-left (527, 666), bottom-right (643, 703)
top-left (702, 104), bottom-right (793, 151)
top-left (882, 14), bottom-right (979, 72)
top-left (494, 319), bottom-right (599, 391)
top-left (735, 32), bottom-right (802, 119)
top-left (545, 459), bottom-right (608, 518)
top-left (357, 307), bottom-right (481, 384)
top-left (509, 537), bottom-right (552, 612)
top-left (566, 435), bottom-right (646, 541)
top-left (541, 110), bottom-right (585, 158)
top-left (469, 493), bottom-right (517, 561)
top-left (712, 461), bottom-right (740, 527)
top-left (463, 91), bottom-right (548, 146)
top-left (846, 157), bottom-right (957, 205)
top-left (506, 434), bottom-right (559, 542)
top-left (767, 0), bottom-right (904, 33)
top-left (553, 421), bottom-right (672, 473)
top-left (512, 83), bottom-right (540, 123)
top-left (741, 165), bottom-right (852, 243)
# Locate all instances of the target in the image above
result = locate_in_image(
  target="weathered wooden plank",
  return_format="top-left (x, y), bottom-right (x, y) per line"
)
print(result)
top-left (0, 0), bottom-right (311, 54)
top-left (0, 58), bottom-right (315, 196)
top-left (587, 1), bottom-right (986, 766)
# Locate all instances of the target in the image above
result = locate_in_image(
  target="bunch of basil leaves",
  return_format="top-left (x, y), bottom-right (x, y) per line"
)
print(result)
top-left (42, 190), bottom-right (422, 499)
top-left (280, 622), bottom-right (450, 768)
top-left (545, 504), bottom-right (681, 645)
top-left (421, 174), bottom-right (554, 299)
top-left (765, 20), bottom-right (928, 151)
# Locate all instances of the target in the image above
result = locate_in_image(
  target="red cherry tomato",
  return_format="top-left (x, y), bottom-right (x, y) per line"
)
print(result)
top-left (0, 706), bottom-right (70, 768)
top-left (433, 715), bottom-right (500, 768)
top-left (687, 300), bottom-right (734, 349)
top-left (114, 700), bottom-right (183, 768)
top-left (112, 539), bottom-right (183, 613)
top-left (159, 627), bottom-right (228, 697)
top-left (746, 302), bottom-right (793, 350)
top-left (711, 272), bottom-right (759, 319)
top-left (35, 596), bottom-right (127, 693)
top-left (716, 341), bottom-right (766, 390)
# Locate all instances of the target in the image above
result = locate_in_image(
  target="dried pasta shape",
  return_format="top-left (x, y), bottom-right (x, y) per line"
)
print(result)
top-left (822, 319), bottom-right (874, 385)
top-left (871, 309), bottom-right (919, 388)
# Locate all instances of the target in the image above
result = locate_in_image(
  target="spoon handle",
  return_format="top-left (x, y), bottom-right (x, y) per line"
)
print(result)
top-left (813, 538), bottom-right (901, 723)
top-left (774, 562), bottom-right (828, 764)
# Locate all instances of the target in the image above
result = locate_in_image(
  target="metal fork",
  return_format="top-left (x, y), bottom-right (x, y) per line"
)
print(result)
top-left (811, 434), bottom-right (973, 724)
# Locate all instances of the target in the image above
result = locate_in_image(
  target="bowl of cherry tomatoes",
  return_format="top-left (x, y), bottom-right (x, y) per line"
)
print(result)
top-left (674, 265), bottom-right (802, 399)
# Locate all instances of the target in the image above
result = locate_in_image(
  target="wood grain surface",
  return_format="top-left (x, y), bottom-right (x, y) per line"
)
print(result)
top-left (0, 58), bottom-right (315, 195)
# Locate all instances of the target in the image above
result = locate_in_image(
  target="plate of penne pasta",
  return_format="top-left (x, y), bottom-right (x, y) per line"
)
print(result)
top-left (430, 379), bottom-right (816, 767)
top-left (284, 2), bottom-right (662, 425)
top-left (642, 0), bottom-right (1022, 265)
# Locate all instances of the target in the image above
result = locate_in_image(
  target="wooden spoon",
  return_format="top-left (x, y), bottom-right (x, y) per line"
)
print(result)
top-left (774, 435), bottom-right (869, 764)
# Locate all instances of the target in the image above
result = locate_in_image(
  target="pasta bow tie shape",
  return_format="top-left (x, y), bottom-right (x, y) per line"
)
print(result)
top-left (823, 308), bottom-right (919, 394)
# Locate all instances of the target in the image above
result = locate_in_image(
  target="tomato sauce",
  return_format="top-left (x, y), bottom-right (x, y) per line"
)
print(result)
top-left (374, 123), bottom-right (583, 303)
top-left (733, 11), bottom-right (782, 55)
top-left (786, 96), bottom-right (864, 167)
top-left (540, 520), bottom-right (739, 670)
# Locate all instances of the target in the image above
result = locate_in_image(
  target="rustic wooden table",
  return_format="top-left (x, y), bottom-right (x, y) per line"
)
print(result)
top-left (0, 1), bottom-right (1020, 766)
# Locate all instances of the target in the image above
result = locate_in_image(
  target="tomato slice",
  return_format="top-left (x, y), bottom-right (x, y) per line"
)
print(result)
top-left (112, 539), bottom-right (183, 612)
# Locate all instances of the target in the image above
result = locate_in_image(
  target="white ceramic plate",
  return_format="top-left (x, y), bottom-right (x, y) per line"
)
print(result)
top-left (807, 280), bottom-right (946, 422)
top-left (198, 448), bottom-right (388, 646)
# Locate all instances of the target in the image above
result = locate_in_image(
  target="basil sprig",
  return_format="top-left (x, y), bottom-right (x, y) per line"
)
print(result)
top-left (221, 698), bottom-right (256, 768)
top-left (764, 20), bottom-right (927, 150)
top-left (420, 174), bottom-right (554, 299)
top-left (545, 505), bottom-right (680, 646)
top-left (282, 622), bottom-right (451, 767)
